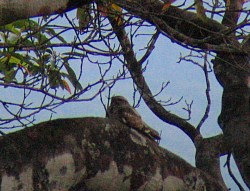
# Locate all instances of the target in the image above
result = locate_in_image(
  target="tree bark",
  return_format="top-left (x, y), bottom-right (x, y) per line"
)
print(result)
top-left (213, 53), bottom-right (250, 188)
top-left (0, 0), bottom-right (88, 26)
top-left (0, 117), bottom-right (227, 191)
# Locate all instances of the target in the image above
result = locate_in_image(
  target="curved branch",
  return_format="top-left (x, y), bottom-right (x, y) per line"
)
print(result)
top-left (108, 16), bottom-right (198, 143)
top-left (197, 53), bottom-right (211, 131)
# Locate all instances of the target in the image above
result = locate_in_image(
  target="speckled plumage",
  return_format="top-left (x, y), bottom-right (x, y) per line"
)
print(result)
top-left (106, 96), bottom-right (161, 141)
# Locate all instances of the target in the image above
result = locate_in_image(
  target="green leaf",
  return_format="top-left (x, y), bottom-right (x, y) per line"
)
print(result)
top-left (14, 19), bottom-right (39, 31)
top-left (0, 23), bottom-right (20, 35)
top-left (64, 62), bottom-right (82, 91)
top-left (45, 28), bottom-right (67, 44)
top-left (1, 52), bottom-right (29, 68)
top-left (4, 69), bottom-right (16, 83)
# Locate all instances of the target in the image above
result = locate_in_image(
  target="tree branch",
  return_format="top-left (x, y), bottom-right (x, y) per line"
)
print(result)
top-left (0, 117), bottom-right (228, 191)
top-left (195, 134), bottom-right (230, 189)
top-left (0, 0), bottom-right (88, 26)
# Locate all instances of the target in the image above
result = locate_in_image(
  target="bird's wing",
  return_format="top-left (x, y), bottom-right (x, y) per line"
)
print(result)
top-left (142, 121), bottom-right (161, 140)
top-left (122, 111), bottom-right (144, 131)
top-left (123, 108), bottom-right (161, 141)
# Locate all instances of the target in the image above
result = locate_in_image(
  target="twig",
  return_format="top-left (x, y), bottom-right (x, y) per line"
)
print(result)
top-left (225, 153), bottom-right (245, 191)
top-left (197, 52), bottom-right (211, 131)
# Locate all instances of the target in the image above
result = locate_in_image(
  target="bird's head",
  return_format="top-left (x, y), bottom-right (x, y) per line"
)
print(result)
top-left (110, 96), bottom-right (129, 106)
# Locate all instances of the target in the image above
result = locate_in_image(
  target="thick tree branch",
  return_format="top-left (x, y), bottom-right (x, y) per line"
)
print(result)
top-left (0, 117), bottom-right (228, 191)
top-left (213, 36), bottom-right (250, 190)
top-left (212, 5), bottom-right (250, 184)
top-left (195, 134), bottom-right (230, 189)
top-left (0, 0), bottom-right (88, 26)
top-left (114, 0), bottom-right (246, 52)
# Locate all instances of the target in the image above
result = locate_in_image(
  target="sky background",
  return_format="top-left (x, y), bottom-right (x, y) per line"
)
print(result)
top-left (0, 1), bottom-right (249, 190)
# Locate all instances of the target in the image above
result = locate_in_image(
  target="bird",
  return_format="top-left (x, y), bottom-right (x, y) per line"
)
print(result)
top-left (106, 96), bottom-right (161, 142)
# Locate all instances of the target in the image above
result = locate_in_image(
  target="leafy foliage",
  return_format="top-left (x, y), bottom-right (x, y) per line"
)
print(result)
top-left (0, 19), bottom-right (82, 94)
top-left (0, 1), bottom-right (133, 128)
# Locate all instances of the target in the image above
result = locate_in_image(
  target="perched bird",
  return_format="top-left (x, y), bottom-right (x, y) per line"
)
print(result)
top-left (106, 96), bottom-right (161, 142)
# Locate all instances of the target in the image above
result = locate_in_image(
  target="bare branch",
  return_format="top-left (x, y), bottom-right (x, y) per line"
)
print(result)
top-left (197, 52), bottom-right (211, 131)
top-left (138, 30), bottom-right (160, 65)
